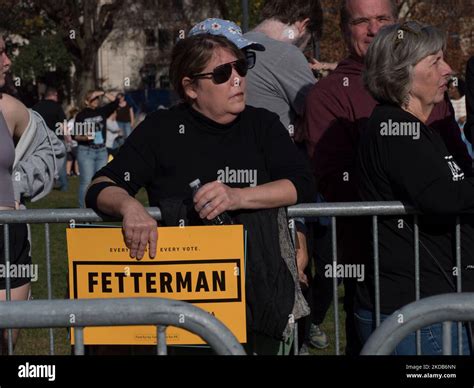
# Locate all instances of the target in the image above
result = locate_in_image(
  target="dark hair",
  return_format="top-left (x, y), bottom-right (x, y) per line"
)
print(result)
top-left (456, 78), bottom-right (466, 97)
top-left (45, 87), bottom-right (58, 97)
top-left (340, 0), bottom-right (398, 30)
top-left (68, 106), bottom-right (80, 119)
top-left (260, 0), bottom-right (323, 39)
top-left (0, 72), bottom-right (19, 99)
top-left (169, 34), bottom-right (244, 102)
top-left (449, 77), bottom-right (466, 97)
top-left (0, 33), bottom-right (9, 99)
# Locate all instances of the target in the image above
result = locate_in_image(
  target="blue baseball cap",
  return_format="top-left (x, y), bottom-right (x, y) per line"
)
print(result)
top-left (189, 18), bottom-right (265, 51)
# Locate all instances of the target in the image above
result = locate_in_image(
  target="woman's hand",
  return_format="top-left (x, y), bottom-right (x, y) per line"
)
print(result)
top-left (296, 230), bottom-right (309, 287)
top-left (120, 199), bottom-right (158, 260)
top-left (309, 58), bottom-right (338, 72)
top-left (105, 91), bottom-right (117, 101)
top-left (193, 181), bottom-right (242, 221)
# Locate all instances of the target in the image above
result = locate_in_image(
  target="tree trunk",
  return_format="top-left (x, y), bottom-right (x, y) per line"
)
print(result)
top-left (73, 45), bottom-right (98, 108)
top-left (73, 62), bottom-right (97, 108)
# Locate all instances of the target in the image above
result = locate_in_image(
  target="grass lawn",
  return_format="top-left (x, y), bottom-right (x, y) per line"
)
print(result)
top-left (13, 176), bottom-right (346, 355)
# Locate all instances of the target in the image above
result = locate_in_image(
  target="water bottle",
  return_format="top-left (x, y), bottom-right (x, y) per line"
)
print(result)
top-left (189, 179), bottom-right (233, 225)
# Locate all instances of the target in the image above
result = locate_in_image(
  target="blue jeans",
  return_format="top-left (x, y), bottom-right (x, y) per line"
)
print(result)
top-left (76, 145), bottom-right (108, 208)
top-left (461, 130), bottom-right (473, 158)
top-left (117, 121), bottom-right (132, 138)
top-left (355, 308), bottom-right (471, 355)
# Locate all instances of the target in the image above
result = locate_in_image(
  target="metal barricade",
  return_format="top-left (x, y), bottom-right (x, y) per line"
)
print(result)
top-left (360, 293), bottom-right (474, 355)
top-left (287, 202), bottom-right (466, 355)
top-left (0, 297), bottom-right (246, 355)
top-left (0, 202), bottom-right (469, 355)
top-left (0, 207), bottom-right (161, 355)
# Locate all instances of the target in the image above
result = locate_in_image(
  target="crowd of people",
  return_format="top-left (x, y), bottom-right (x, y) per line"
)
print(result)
top-left (31, 88), bottom-right (137, 207)
top-left (1, 0), bottom-right (474, 355)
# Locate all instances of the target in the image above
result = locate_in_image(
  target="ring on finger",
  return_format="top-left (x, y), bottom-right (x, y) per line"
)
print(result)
top-left (201, 200), bottom-right (212, 211)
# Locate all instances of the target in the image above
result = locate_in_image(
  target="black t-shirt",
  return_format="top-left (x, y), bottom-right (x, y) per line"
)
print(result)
top-left (75, 100), bottom-right (119, 146)
top-left (89, 103), bottom-right (315, 218)
top-left (116, 103), bottom-right (131, 122)
top-left (32, 100), bottom-right (66, 138)
top-left (356, 104), bottom-right (474, 314)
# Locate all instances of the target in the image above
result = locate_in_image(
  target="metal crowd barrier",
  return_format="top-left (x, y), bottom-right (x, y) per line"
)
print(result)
top-left (0, 207), bottom-right (162, 355)
top-left (360, 293), bottom-right (474, 355)
top-left (288, 202), bottom-right (467, 356)
top-left (0, 298), bottom-right (246, 355)
top-left (0, 202), bottom-right (468, 355)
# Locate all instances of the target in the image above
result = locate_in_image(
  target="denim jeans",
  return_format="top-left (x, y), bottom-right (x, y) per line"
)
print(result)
top-left (117, 121), bottom-right (132, 138)
top-left (355, 308), bottom-right (471, 355)
top-left (461, 130), bottom-right (474, 158)
top-left (76, 145), bottom-right (108, 208)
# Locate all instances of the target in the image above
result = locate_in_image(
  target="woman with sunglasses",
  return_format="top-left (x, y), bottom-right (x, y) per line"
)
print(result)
top-left (86, 34), bottom-right (315, 355)
top-left (74, 90), bottom-right (118, 208)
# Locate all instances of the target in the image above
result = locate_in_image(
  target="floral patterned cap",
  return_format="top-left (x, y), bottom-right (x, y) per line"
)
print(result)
top-left (189, 18), bottom-right (265, 51)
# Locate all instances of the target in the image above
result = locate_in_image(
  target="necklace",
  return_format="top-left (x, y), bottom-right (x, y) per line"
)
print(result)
top-left (402, 106), bottom-right (427, 123)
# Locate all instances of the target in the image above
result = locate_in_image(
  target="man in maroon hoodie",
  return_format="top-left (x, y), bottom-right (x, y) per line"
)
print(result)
top-left (299, 0), bottom-right (472, 355)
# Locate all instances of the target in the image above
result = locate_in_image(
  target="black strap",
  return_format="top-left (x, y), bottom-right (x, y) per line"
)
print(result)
top-left (405, 222), bottom-right (456, 290)
top-left (84, 181), bottom-right (119, 211)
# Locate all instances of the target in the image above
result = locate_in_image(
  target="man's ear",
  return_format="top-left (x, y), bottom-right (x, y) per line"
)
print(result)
top-left (295, 18), bottom-right (311, 34)
top-left (182, 77), bottom-right (197, 100)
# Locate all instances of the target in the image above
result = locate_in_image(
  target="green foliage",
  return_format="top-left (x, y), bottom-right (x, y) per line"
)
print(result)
top-left (11, 33), bottom-right (72, 83)
top-left (224, 0), bottom-right (265, 29)
top-left (18, 14), bottom-right (56, 37)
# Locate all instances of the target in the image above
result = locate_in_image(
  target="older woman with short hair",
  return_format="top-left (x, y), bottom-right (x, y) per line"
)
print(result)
top-left (85, 33), bottom-right (315, 355)
top-left (356, 21), bottom-right (474, 355)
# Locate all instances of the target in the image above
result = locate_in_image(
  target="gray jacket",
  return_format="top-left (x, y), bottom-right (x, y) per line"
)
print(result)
top-left (13, 109), bottom-right (66, 203)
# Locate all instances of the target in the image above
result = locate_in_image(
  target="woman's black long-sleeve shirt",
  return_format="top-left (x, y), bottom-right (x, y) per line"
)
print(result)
top-left (86, 103), bottom-right (316, 338)
top-left (87, 103), bottom-right (315, 214)
top-left (357, 104), bottom-right (474, 314)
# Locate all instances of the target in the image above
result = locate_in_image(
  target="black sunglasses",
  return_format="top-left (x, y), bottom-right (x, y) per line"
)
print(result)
top-left (191, 51), bottom-right (256, 85)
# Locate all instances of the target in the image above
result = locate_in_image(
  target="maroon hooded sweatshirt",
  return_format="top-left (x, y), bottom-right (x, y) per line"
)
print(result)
top-left (301, 55), bottom-right (472, 204)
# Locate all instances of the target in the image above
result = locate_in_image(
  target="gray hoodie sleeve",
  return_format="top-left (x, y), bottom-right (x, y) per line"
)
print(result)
top-left (12, 110), bottom-right (66, 203)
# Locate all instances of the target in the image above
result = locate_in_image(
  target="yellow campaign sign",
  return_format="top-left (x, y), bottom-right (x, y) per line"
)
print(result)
top-left (67, 225), bottom-right (246, 345)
